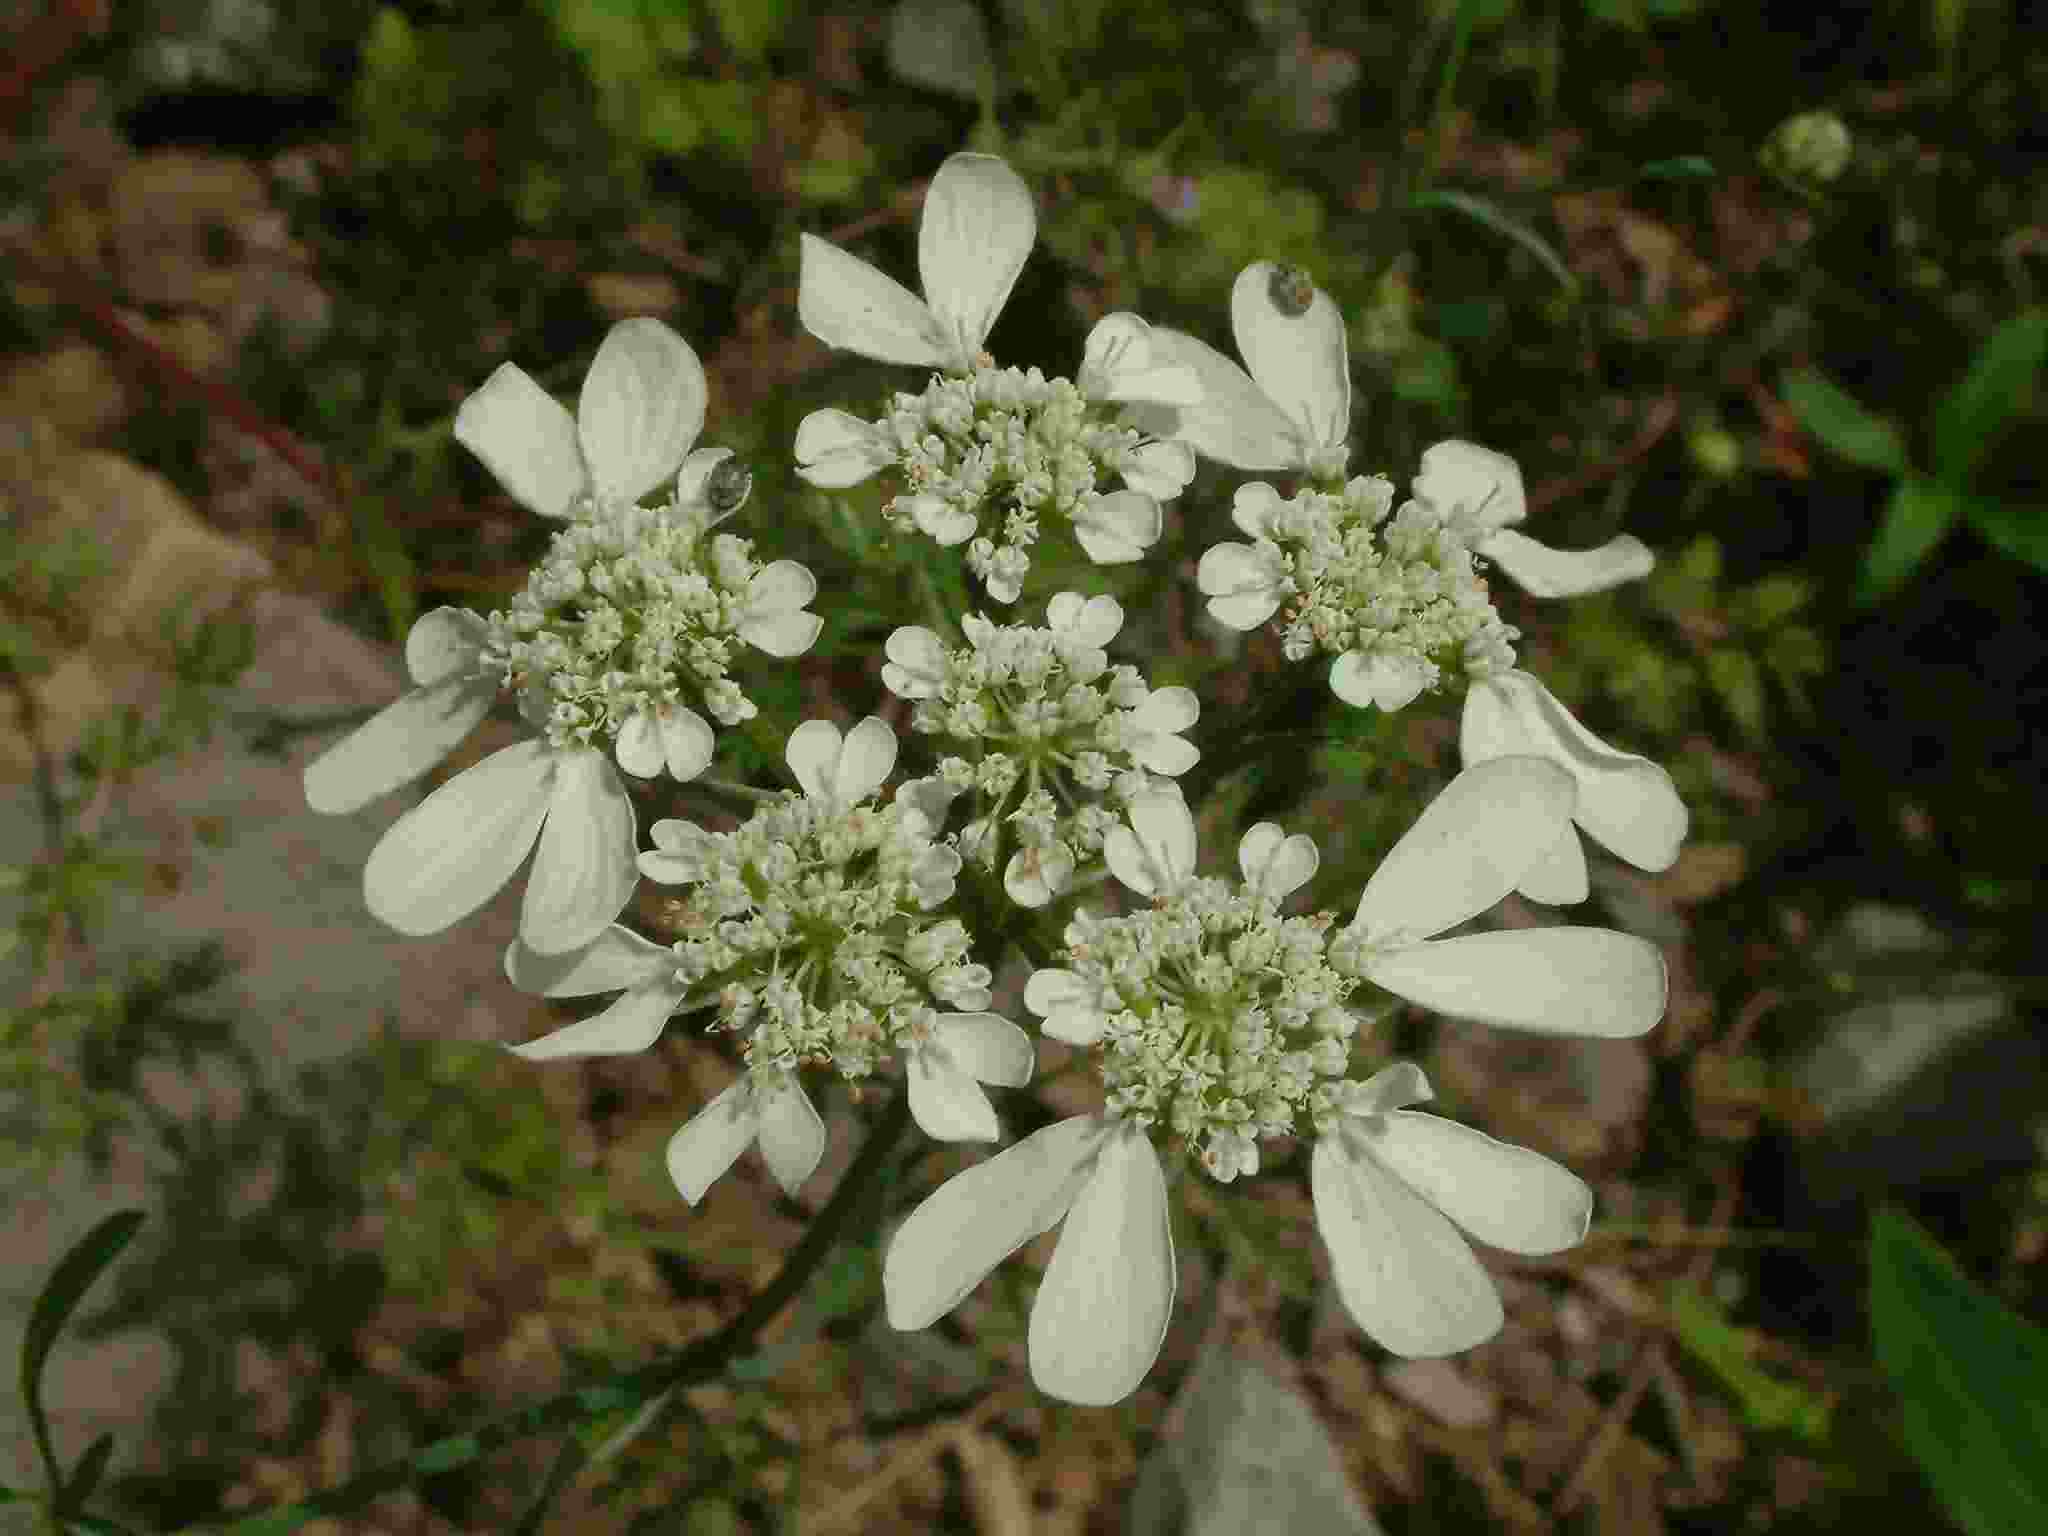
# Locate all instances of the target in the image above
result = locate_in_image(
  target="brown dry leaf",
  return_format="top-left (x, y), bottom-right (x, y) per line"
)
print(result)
top-left (0, 341), bottom-right (128, 439)
top-left (109, 151), bottom-right (272, 311)
top-left (1382, 1357), bottom-right (1499, 1429)
top-left (1431, 1020), bottom-right (1651, 1173)
top-left (586, 270), bottom-right (682, 319)
top-left (951, 1426), bottom-right (1036, 1536)
top-left (1659, 842), bottom-right (1746, 906)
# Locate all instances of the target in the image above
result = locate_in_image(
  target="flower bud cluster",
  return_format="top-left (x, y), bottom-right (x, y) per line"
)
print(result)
top-left (1058, 878), bottom-right (1358, 1181)
top-left (882, 595), bottom-right (1199, 906)
top-left (478, 495), bottom-right (769, 751)
top-left (868, 365), bottom-right (1164, 602)
top-left (644, 791), bottom-right (988, 1082)
top-left (1203, 472), bottom-right (1520, 693)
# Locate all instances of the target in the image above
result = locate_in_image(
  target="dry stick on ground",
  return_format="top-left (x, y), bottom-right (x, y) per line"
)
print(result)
top-left (1550, 1172), bottom-right (1737, 1515)
top-left (803, 1386), bottom-right (1025, 1536)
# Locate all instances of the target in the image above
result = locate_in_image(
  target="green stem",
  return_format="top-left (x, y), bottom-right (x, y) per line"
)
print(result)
top-left (697, 774), bottom-right (778, 805)
top-left (1421, 0), bottom-right (1483, 193)
top-left (211, 1085), bottom-right (913, 1536)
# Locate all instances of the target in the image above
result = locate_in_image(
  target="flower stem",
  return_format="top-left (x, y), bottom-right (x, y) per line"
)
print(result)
top-left (214, 1084), bottom-right (913, 1535)
top-left (698, 774), bottom-right (778, 804)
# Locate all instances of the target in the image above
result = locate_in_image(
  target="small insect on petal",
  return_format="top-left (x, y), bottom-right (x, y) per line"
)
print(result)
top-left (706, 457), bottom-right (754, 515)
top-left (1268, 263), bottom-right (1316, 318)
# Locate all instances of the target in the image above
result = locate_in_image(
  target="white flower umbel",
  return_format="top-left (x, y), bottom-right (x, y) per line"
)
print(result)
top-left (305, 319), bottom-right (820, 956)
top-left (476, 488), bottom-right (820, 773)
top-left (500, 716), bottom-right (1034, 1204)
top-left (1197, 472), bottom-right (1520, 712)
top-left (1132, 260), bottom-right (1353, 483)
top-left (884, 758), bottom-right (1666, 1404)
top-left (1413, 438), bottom-right (1654, 599)
top-left (1311, 1062), bottom-right (1591, 1356)
top-left (793, 154), bottom-right (1199, 600)
top-left (1460, 668), bottom-right (1689, 903)
top-left (881, 592), bottom-right (1199, 906)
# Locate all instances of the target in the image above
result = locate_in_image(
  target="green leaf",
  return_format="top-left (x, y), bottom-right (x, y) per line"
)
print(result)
top-left (1637, 155), bottom-right (1716, 180)
top-left (886, 0), bottom-right (995, 101)
top-left (1856, 478), bottom-right (1963, 606)
top-left (20, 1212), bottom-right (146, 1501)
top-left (705, 0), bottom-right (792, 61)
top-left (62, 1433), bottom-right (115, 1515)
top-left (1780, 368), bottom-right (1910, 474)
top-left (1966, 494), bottom-right (2048, 572)
top-left (1870, 1205), bottom-right (2048, 1536)
top-left (1704, 647), bottom-right (1767, 740)
top-left (1933, 308), bottom-right (2048, 483)
top-left (1410, 188), bottom-right (1578, 293)
top-left (351, 497), bottom-right (417, 648)
top-left (1669, 1284), bottom-right (1832, 1441)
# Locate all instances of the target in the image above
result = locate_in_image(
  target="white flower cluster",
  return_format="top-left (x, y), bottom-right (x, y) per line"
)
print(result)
top-left (836, 364), bottom-right (1181, 603)
top-left (1038, 866), bottom-right (1355, 1183)
top-left (792, 155), bottom-right (1200, 604)
top-left (1198, 470), bottom-right (1520, 711)
top-left (881, 592), bottom-right (1198, 905)
top-left (299, 149), bottom-right (1702, 1415)
top-left (641, 786), bottom-right (982, 1080)
top-left (479, 494), bottom-right (817, 762)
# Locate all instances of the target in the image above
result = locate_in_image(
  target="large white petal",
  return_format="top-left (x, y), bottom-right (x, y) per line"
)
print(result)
top-left (885, 1115), bottom-right (1110, 1330)
top-left (834, 716), bottom-right (898, 804)
top-left (1352, 757), bottom-right (1575, 942)
top-left (1363, 927), bottom-right (1667, 1038)
top-left (1135, 328), bottom-right (1301, 471)
top-left (506, 978), bottom-right (687, 1061)
top-left (405, 606), bottom-right (490, 686)
top-left (1105, 791), bottom-right (1198, 898)
top-left (667, 1079), bottom-right (757, 1206)
top-left (1460, 672), bottom-right (1688, 872)
top-left (520, 750), bottom-right (638, 955)
top-left (1480, 528), bottom-right (1655, 598)
top-left (1350, 1061), bottom-right (1434, 1115)
top-left (1516, 823), bottom-right (1590, 906)
top-left (909, 1048), bottom-right (1002, 1143)
top-left (1023, 968), bottom-right (1105, 1046)
top-left (577, 318), bottom-right (706, 505)
top-left (363, 738), bottom-right (555, 937)
top-left (798, 233), bottom-right (945, 366)
top-left (1046, 592), bottom-right (1123, 650)
top-left (784, 718), bottom-right (843, 803)
top-left (906, 494), bottom-right (980, 546)
top-left (1238, 821), bottom-right (1319, 902)
top-left (755, 1075), bottom-right (827, 1197)
top-left (1312, 1131), bottom-right (1504, 1357)
top-left (793, 407), bottom-right (899, 488)
top-left (1029, 1126), bottom-right (1176, 1406)
top-left (304, 675), bottom-right (496, 815)
top-left (1366, 1112), bottom-right (1592, 1255)
top-left (1230, 262), bottom-right (1350, 458)
top-left (1078, 312), bottom-right (1203, 406)
top-left (637, 817), bottom-right (716, 885)
top-left (453, 362), bottom-right (585, 519)
top-left (918, 153), bottom-right (1035, 367)
top-left (504, 922), bottom-right (673, 996)
top-left (882, 626), bottom-right (950, 699)
top-left (658, 704), bottom-right (716, 780)
top-left (738, 559), bottom-right (822, 658)
top-left (936, 1012), bottom-right (1037, 1086)
top-left (1414, 439), bottom-right (1525, 531)
top-left (1004, 841), bottom-right (1076, 906)
top-left (1121, 439), bottom-right (1196, 501)
top-left (1071, 490), bottom-right (1162, 564)
top-left (1196, 542), bottom-right (1285, 631)
top-left (1330, 650), bottom-right (1430, 712)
